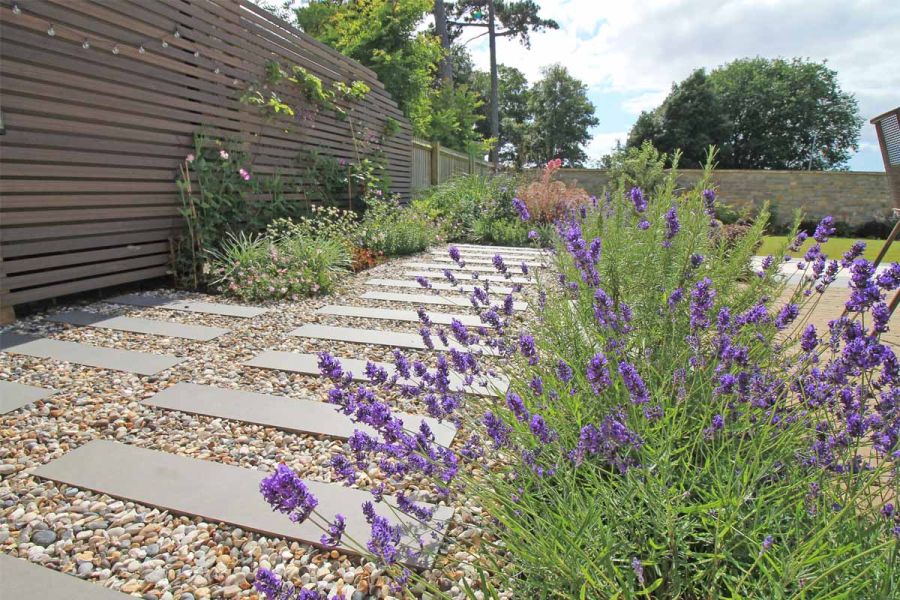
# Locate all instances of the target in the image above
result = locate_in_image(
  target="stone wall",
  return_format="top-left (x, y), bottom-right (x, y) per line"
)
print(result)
top-left (553, 169), bottom-right (894, 228)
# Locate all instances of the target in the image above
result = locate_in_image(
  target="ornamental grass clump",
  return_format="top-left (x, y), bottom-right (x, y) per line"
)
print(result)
top-left (252, 152), bottom-right (899, 599)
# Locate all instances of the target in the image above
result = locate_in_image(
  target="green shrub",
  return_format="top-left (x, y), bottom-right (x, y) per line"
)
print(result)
top-left (412, 173), bottom-right (520, 242)
top-left (359, 196), bottom-right (436, 256)
top-left (209, 230), bottom-right (349, 302)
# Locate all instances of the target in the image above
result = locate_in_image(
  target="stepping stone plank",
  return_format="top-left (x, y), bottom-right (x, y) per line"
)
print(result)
top-left (289, 323), bottom-right (497, 356)
top-left (407, 262), bottom-right (539, 274)
top-left (362, 291), bottom-right (527, 311)
top-left (107, 294), bottom-right (267, 318)
top-left (316, 305), bottom-right (484, 327)
top-left (0, 334), bottom-right (185, 376)
top-left (0, 380), bottom-right (56, 415)
top-left (49, 310), bottom-right (229, 341)
top-left (33, 441), bottom-right (453, 569)
top-left (428, 255), bottom-right (546, 268)
top-left (406, 271), bottom-right (535, 285)
top-left (451, 244), bottom-right (544, 253)
top-left (366, 278), bottom-right (515, 295)
top-left (143, 382), bottom-right (457, 447)
top-left (245, 352), bottom-right (508, 398)
top-left (0, 554), bottom-right (129, 599)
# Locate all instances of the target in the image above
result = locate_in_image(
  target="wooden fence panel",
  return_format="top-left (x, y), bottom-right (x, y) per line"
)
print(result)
top-left (0, 0), bottom-right (413, 309)
top-left (410, 138), bottom-right (492, 192)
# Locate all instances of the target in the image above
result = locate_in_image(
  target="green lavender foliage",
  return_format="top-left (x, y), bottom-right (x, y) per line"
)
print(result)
top-left (461, 151), bottom-right (897, 598)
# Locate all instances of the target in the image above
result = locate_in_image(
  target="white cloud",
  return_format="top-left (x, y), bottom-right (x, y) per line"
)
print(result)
top-left (466, 0), bottom-right (900, 167)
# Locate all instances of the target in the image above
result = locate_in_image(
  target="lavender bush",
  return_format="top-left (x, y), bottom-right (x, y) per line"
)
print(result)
top-left (253, 151), bottom-right (899, 598)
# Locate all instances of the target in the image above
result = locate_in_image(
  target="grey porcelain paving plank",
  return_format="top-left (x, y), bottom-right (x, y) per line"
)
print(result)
top-left (428, 255), bottom-right (546, 267)
top-left (0, 554), bottom-right (129, 599)
top-left (49, 310), bottom-right (229, 341)
top-left (245, 351), bottom-right (508, 397)
top-left (143, 382), bottom-right (457, 447)
top-left (107, 293), bottom-right (268, 318)
top-left (0, 334), bottom-right (185, 375)
top-left (365, 278), bottom-right (515, 295)
top-left (452, 244), bottom-right (544, 252)
top-left (33, 441), bottom-right (452, 568)
top-left (0, 380), bottom-right (56, 415)
top-left (407, 262), bottom-right (541, 273)
top-left (406, 271), bottom-right (535, 285)
top-left (289, 323), bottom-right (497, 355)
top-left (316, 305), bottom-right (485, 327)
top-left (362, 291), bottom-right (527, 311)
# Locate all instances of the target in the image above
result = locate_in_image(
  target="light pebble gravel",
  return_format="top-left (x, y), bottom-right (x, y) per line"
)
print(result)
top-left (0, 247), bottom-right (546, 599)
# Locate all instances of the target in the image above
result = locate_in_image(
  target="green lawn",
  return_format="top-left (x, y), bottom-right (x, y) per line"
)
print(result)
top-left (759, 236), bottom-right (899, 263)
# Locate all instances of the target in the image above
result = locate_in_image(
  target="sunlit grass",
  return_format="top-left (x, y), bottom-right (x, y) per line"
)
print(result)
top-left (759, 236), bottom-right (899, 263)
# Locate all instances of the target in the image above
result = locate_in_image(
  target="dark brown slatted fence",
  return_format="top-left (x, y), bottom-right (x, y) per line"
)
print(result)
top-left (0, 0), bottom-right (413, 311)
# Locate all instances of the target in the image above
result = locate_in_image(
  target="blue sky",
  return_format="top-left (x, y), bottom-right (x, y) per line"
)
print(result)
top-left (467, 0), bottom-right (900, 171)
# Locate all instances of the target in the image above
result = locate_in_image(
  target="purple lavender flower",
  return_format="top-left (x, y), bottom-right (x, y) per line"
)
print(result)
top-left (415, 275), bottom-right (432, 289)
top-left (638, 219), bottom-right (650, 230)
top-left (518, 333), bottom-right (539, 365)
top-left (254, 568), bottom-right (319, 600)
top-left (618, 362), bottom-right (649, 404)
top-left (505, 391), bottom-right (529, 421)
top-left (813, 216), bottom-right (836, 243)
top-left (503, 294), bottom-right (515, 316)
top-left (529, 414), bottom-right (556, 444)
top-left (483, 411), bottom-right (511, 447)
top-left (586, 352), bottom-right (611, 393)
top-left (704, 414), bottom-right (725, 438)
top-left (702, 189), bottom-right (716, 215)
top-left (841, 241), bottom-right (867, 267)
top-left (442, 269), bottom-right (457, 285)
top-left (512, 197), bottom-right (530, 221)
top-left (629, 187), bottom-right (647, 213)
top-left (632, 557), bottom-right (645, 587)
top-left (761, 535), bottom-right (774, 553)
top-left (663, 205), bottom-right (680, 247)
top-left (320, 514), bottom-right (346, 547)
top-left (774, 303), bottom-right (799, 329)
top-left (528, 229), bottom-right (539, 240)
top-left (667, 287), bottom-right (684, 310)
top-left (520, 261), bottom-right (529, 276)
top-left (530, 375), bottom-right (544, 396)
top-left (416, 307), bottom-right (432, 327)
top-left (788, 231), bottom-right (809, 252)
top-left (556, 360), bottom-right (573, 383)
top-left (492, 254), bottom-right (507, 274)
top-left (801, 324), bottom-right (819, 352)
top-left (689, 278), bottom-right (716, 330)
top-left (317, 352), bottom-right (344, 380)
top-left (260, 464), bottom-right (318, 523)
top-left (365, 511), bottom-right (402, 564)
top-left (448, 246), bottom-right (462, 265)
top-left (690, 254), bottom-right (704, 269)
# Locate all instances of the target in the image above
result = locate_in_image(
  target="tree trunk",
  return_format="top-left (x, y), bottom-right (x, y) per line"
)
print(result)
top-left (488, 0), bottom-right (499, 169)
top-left (434, 0), bottom-right (452, 84)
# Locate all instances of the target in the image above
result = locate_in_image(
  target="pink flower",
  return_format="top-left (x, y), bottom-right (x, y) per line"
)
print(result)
top-left (185, 153), bottom-right (195, 163)
top-left (239, 168), bottom-right (250, 181)
top-left (219, 150), bottom-right (229, 160)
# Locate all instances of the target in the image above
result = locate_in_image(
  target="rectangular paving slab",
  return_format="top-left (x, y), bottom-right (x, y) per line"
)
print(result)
top-left (316, 305), bottom-right (485, 327)
top-left (428, 255), bottom-right (546, 267)
top-left (365, 278), bottom-right (515, 295)
top-left (288, 323), bottom-right (496, 356)
top-left (49, 310), bottom-right (229, 341)
top-left (32, 441), bottom-right (453, 569)
top-left (0, 554), bottom-right (129, 599)
top-left (0, 380), bottom-right (56, 415)
top-left (451, 244), bottom-right (544, 253)
top-left (0, 334), bottom-right (185, 375)
top-left (407, 262), bottom-right (540, 273)
top-left (143, 382), bottom-right (457, 447)
top-left (406, 271), bottom-right (534, 285)
top-left (362, 291), bottom-right (527, 311)
top-left (107, 293), bottom-right (268, 318)
top-left (245, 351), bottom-right (508, 398)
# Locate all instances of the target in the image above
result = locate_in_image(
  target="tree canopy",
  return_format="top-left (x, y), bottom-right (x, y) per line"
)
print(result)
top-left (627, 58), bottom-right (862, 170)
top-left (526, 64), bottom-right (599, 167)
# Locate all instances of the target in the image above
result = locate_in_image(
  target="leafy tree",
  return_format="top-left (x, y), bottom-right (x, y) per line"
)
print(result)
top-left (627, 58), bottom-right (862, 170)
top-left (627, 69), bottom-right (729, 168)
top-left (447, 1), bottom-right (558, 165)
top-left (472, 64), bottom-right (531, 166)
top-left (295, 0), bottom-right (483, 151)
top-left (527, 64), bottom-right (599, 167)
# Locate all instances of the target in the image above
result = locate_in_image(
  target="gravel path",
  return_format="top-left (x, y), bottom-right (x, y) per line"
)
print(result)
top-left (0, 247), bottom-right (540, 600)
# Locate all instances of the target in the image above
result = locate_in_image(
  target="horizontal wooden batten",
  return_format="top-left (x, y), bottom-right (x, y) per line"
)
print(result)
top-left (0, 0), bottom-right (414, 308)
